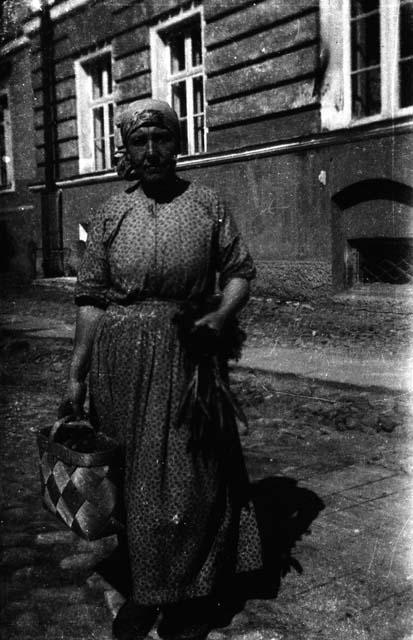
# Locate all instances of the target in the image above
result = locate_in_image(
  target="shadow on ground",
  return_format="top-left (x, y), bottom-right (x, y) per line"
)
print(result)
top-left (214, 476), bottom-right (325, 627)
top-left (94, 475), bottom-right (324, 629)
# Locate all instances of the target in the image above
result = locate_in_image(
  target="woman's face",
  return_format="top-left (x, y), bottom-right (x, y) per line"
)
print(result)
top-left (126, 125), bottom-right (177, 185)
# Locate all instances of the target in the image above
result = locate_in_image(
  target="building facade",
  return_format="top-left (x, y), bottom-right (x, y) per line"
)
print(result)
top-left (1, 0), bottom-right (412, 298)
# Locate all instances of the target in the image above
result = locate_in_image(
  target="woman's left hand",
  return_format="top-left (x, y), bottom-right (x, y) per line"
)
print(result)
top-left (194, 310), bottom-right (226, 334)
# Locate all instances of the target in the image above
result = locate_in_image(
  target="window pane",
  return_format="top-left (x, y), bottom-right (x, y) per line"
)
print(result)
top-left (0, 165), bottom-right (8, 189)
top-left (90, 55), bottom-right (112, 98)
top-left (170, 35), bottom-right (185, 74)
top-left (400, 1), bottom-right (413, 59)
top-left (179, 119), bottom-right (188, 155)
top-left (193, 76), bottom-right (204, 114)
top-left (109, 135), bottom-right (115, 165)
top-left (172, 82), bottom-right (188, 154)
top-left (191, 26), bottom-right (202, 67)
top-left (0, 124), bottom-right (8, 187)
top-left (400, 59), bottom-right (413, 107)
top-left (109, 103), bottom-right (115, 165)
top-left (93, 106), bottom-right (105, 170)
top-left (351, 0), bottom-right (379, 18)
top-left (352, 68), bottom-right (381, 117)
top-left (92, 66), bottom-right (104, 100)
top-left (109, 102), bottom-right (114, 135)
top-left (107, 61), bottom-right (113, 95)
top-left (351, 13), bottom-right (380, 71)
top-left (172, 81), bottom-right (187, 117)
top-left (0, 96), bottom-right (11, 188)
top-left (193, 115), bottom-right (204, 153)
top-left (93, 106), bottom-right (104, 140)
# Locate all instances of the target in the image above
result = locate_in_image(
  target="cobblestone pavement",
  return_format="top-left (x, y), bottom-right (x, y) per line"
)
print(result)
top-left (1, 281), bottom-right (413, 359)
top-left (243, 293), bottom-right (413, 360)
top-left (1, 333), bottom-right (412, 639)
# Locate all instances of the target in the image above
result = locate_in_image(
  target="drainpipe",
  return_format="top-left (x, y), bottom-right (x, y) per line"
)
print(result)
top-left (39, 0), bottom-right (63, 276)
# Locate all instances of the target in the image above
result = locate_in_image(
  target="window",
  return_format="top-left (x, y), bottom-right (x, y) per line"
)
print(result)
top-left (75, 50), bottom-right (115, 173)
top-left (0, 92), bottom-right (14, 191)
top-left (350, 1), bottom-right (381, 118)
top-left (150, 8), bottom-right (206, 155)
top-left (349, 238), bottom-right (413, 284)
top-left (321, 0), bottom-right (413, 128)
top-left (399, 0), bottom-right (413, 108)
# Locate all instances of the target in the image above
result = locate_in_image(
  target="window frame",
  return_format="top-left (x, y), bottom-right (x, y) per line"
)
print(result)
top-left (0, 89), bottom-right (15, 193)
top-left (320, 0), bottom-right (413, 130)
top-left (150, 6), bottom-right (207, 156)
top-left (74, 47), bottom-right (115, 174)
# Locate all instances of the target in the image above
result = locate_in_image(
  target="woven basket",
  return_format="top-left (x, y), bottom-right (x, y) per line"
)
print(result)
top-left (37, 417), bottom-right (125, 541)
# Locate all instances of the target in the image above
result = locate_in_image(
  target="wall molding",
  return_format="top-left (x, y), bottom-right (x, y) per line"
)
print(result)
top-left (28, 115), bottom-right (413, 191)
top-left (0, 204), bottom-right (35, 214)
top-left (0, 35), bottom-right (30, 57)
top-left (24, 0), bottom-right (92, 34)
top-left (180, 117), bottom-right (413, 169)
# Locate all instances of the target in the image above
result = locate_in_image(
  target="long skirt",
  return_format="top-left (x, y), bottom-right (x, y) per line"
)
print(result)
top-left (89, 301), bottom-right (262, 605)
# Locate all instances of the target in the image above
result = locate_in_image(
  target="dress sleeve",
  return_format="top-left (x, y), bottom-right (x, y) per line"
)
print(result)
top-left (74, 208), bottom-right (110, 309)
top-left (216, 197), bottom-right (256, 290)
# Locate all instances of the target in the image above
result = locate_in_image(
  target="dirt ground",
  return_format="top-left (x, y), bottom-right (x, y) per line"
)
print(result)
top-left (0, 334), bottom-right (411, 639)
top-left (1, 281), bottom-right (411, 505)
top-left (1, 281), bottom-right (412, 360)
top-left (1, 282), bottom-right (412, 639)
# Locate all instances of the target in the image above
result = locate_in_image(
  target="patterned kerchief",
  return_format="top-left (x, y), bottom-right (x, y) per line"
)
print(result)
top-left (117, 99), bottom-right (181, 148)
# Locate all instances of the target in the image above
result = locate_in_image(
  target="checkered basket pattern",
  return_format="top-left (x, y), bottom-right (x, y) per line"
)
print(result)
top-left (37, 420), bottom-right (125, 541)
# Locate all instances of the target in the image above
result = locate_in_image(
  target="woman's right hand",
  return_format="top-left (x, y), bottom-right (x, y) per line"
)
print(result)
top-left (60, 379), bottom-right (87, 418)
top-left (59, 305), bottom-right (105, 419)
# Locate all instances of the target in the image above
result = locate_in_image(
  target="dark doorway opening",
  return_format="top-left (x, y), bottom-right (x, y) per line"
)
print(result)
top-left (348, 238), bottom-right (413, 284)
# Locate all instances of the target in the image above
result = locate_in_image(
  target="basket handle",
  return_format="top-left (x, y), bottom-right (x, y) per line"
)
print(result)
top-left (49, 416), bottom-right (95, 444)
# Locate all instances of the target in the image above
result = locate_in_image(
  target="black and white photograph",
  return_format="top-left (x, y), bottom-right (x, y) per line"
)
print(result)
top-left (0, 1), bottom-right (412, 638)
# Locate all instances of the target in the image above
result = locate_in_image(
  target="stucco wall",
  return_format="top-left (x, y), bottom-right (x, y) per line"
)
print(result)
top-left (55, 126), bottom-right (412, 299)
top-left (0, 45), bottom-right (39, 279)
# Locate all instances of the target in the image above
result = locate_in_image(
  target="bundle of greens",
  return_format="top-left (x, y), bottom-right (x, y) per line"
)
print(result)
top-left (173, 298), bottom-right (248, 456)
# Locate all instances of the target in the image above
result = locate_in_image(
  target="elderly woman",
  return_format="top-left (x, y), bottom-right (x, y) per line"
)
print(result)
top-left (66, 99), bottom-right (262, 640)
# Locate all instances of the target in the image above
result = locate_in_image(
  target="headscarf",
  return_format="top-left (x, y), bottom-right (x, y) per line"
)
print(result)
top-left (115, 99), bottom-right (181, 180)
top-left (118, 98), bottom-right (180, 146)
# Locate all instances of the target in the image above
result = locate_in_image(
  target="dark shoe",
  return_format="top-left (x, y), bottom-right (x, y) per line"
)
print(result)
top-left (158, 599), bottom-right (210, 640)
top-left (112, 600), bottom-right (158, 640)
top-left (95, 536), bottom-right (132, 597)
top-left (158, 620), bottom-right (209, 640)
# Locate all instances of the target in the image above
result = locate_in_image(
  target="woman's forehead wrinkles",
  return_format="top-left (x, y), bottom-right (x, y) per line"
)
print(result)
top-left (130, 126), bottom-right (171, 137)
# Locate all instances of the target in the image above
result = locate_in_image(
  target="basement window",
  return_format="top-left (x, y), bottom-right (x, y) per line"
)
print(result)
top-left (349, 238), bottom-right (413, 284)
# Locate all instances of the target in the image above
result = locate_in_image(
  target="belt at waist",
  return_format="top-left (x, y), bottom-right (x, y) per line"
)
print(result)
top-left (110, 297), bottom-right (186, 307)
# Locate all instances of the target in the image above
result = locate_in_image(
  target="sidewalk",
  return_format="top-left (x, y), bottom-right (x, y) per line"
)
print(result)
top-left (1, 298), bottom-right (413, 639)
top-left (1, 312), bottom-right (412, 393)
top-left (239, 345), bottom-right (413, 392)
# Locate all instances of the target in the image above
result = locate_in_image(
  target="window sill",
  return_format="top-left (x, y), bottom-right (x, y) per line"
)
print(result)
top-left (349, 107), bottom-right (413, 128)
top-left (77, 167), bottom-right (117, 178)
top-left (29, 169), bottom-right (118, 191)
top-left (322, 113), bottom-right (413, 137)
top-left (28, 114), bottom-right (413, 190)
top-left (323, 109), bottom-right (413, 132)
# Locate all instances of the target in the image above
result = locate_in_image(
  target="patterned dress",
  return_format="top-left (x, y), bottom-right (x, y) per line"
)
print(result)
top-left (75, 179), bottom-right (262, 606)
